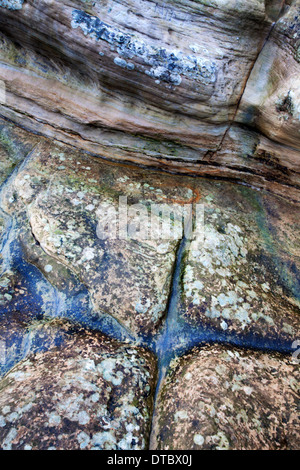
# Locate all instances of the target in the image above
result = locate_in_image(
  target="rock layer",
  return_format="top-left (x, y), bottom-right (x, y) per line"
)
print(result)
top-left (0, 1), bottom-right (299, 199)
top-left (0, 118), bottom-right (299, 450)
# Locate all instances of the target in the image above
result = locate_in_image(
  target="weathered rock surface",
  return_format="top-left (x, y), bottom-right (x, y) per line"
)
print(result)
top-left (0, 321), bottom-right (157, 450)
top-left (1, 119), bottom-right (298, 346)
top-left (0, 1), bottom-right (299, 451)
top-left (179, 179), bottom-right (300, 346)
top-left (151, 344), bottom-right (299, 450)
top-left (0, 119), bottom-right (40, 276)
top-left (237, 0), bottom-right (300, 150)
top-left (0, 130), bottom-right (194, 337)
top-left (0, 1), bottom-right (299, 199)
top-left (0, 118), bottom-right (299, 450)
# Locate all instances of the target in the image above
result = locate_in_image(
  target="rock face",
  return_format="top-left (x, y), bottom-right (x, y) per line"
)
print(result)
top-left (0, 320), bottom-right (157, 450)
top-left (0, 118), bottom-right (299, 450)
top-left (151, 344), bottom-right (299, 450)
top-left (179, 180), bottom-right (300, 345)
top-left (0, 0), bottom-right (299, 199)
top-left (0, 129), bottom-right (195, 337)
top-left (0, 0), bottom-right (299, 451)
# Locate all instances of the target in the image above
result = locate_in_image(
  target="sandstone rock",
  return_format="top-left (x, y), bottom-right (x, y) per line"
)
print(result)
top-left (179, 180), bottom-right (300, 345)
top-left (0, 114), bottom-right (299, 451)
top-left (0, 324), bottom-right (156, 450)
top-left (151, 344), bottom-right (299, 450)
top-left (0, 1), bottom-right (299, 447)
top-left (0, 1), bottom-right (299, 198)
top-left (0, 0), bottom-right (273, 122)
top-left (1, 134), bottom-right (197, 337)
top-left (237, 0), bottom-right (300, 151)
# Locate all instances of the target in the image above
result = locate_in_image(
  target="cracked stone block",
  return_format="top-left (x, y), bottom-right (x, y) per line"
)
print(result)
top-left (179, 180), bottom-right (300, 346)
top-left (1, 137), bottom-right (197, 337)
top-left (151, 344), bottom-right (299, 450)
top-left (0, 323), bottom-right (157, 450)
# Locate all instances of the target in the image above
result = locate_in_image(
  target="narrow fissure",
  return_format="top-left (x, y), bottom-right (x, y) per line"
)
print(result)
top-left (213, 10), bottom-right (284, 158)
top-left (149, 233), bottom-right (188, 449)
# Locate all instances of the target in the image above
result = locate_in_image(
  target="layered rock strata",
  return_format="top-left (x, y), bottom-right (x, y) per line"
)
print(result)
top-left (0, 1), bottom-right (299, 199)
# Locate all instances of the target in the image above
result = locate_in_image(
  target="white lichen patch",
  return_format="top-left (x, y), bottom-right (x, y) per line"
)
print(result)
top-left (44, 264), bottom-right (53, 273)
top-left (174, 410), bottom-right (189, 422)
top-left (0, 0), bottom-right (24, 10)
top-left (97, 357), bottom-right (125, 386)
top-left (48, 413), bottom-right (61, 427)
top-left (135, 298), bottom-right (151, 315)
top-left (1, 428), bottom-right (17, 450)
top-left (71, 9), bottom-right (217, 88)
top-left (193, 433), bottom-right (205, 446)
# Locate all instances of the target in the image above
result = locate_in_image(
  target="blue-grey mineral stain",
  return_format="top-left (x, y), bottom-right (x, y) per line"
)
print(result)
top-left (0, 0), bottom-right (24, 10)
top-left (71, 9), bottom-right (217, 87)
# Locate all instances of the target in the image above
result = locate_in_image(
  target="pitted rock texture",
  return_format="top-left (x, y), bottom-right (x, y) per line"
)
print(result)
top-left (0, 131), bottom-right (197, 337)
top-left (0, 120), bottom-right (299, 450)
top-left (179, 180), bottom-right (300, 344)
top-left (0, 1), bottom-right (299, 199)
top-left (0, 0), bottom-right (299, 448)
top-left (0, 322), bottom-right (157, 450)
top-left (151, 344), bottom-right (299, 450)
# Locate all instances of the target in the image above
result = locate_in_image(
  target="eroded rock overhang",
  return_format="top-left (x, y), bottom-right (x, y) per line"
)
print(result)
top-left (0, 0), bottom-right (299, 201)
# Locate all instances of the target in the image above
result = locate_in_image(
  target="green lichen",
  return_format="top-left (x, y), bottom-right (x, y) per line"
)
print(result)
top-left (0, 131), bottom-right (17, 160)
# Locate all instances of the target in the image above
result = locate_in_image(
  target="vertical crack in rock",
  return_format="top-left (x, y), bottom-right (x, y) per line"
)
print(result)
top-left (149, 234), bottom-right (188, 449)
top-left (214, 2), bottom-right (288, 156)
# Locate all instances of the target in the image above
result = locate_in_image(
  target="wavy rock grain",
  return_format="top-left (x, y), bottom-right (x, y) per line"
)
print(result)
top-left (0, 1), bottom-right (299, 199)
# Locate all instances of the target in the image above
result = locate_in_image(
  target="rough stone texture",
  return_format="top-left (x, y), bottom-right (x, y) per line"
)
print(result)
top-left (151, 344), bottom-right (299, 450)
top-left (179, 180), bottom-right (300, 345)
top-left (0, 119), bottom-right (40, 274)
top-left (0, 1), bottom-right (299, 199)
top-left (0, 1), bottom-right (299, 451)
top-left (0, 119), bottom-right (299, 450)
top-left (237, 0), bottom-right (300, 150)
top-left (0, 321), bottom-right (157, 450)
top-left (0, 122), bottom-right (197, 337)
